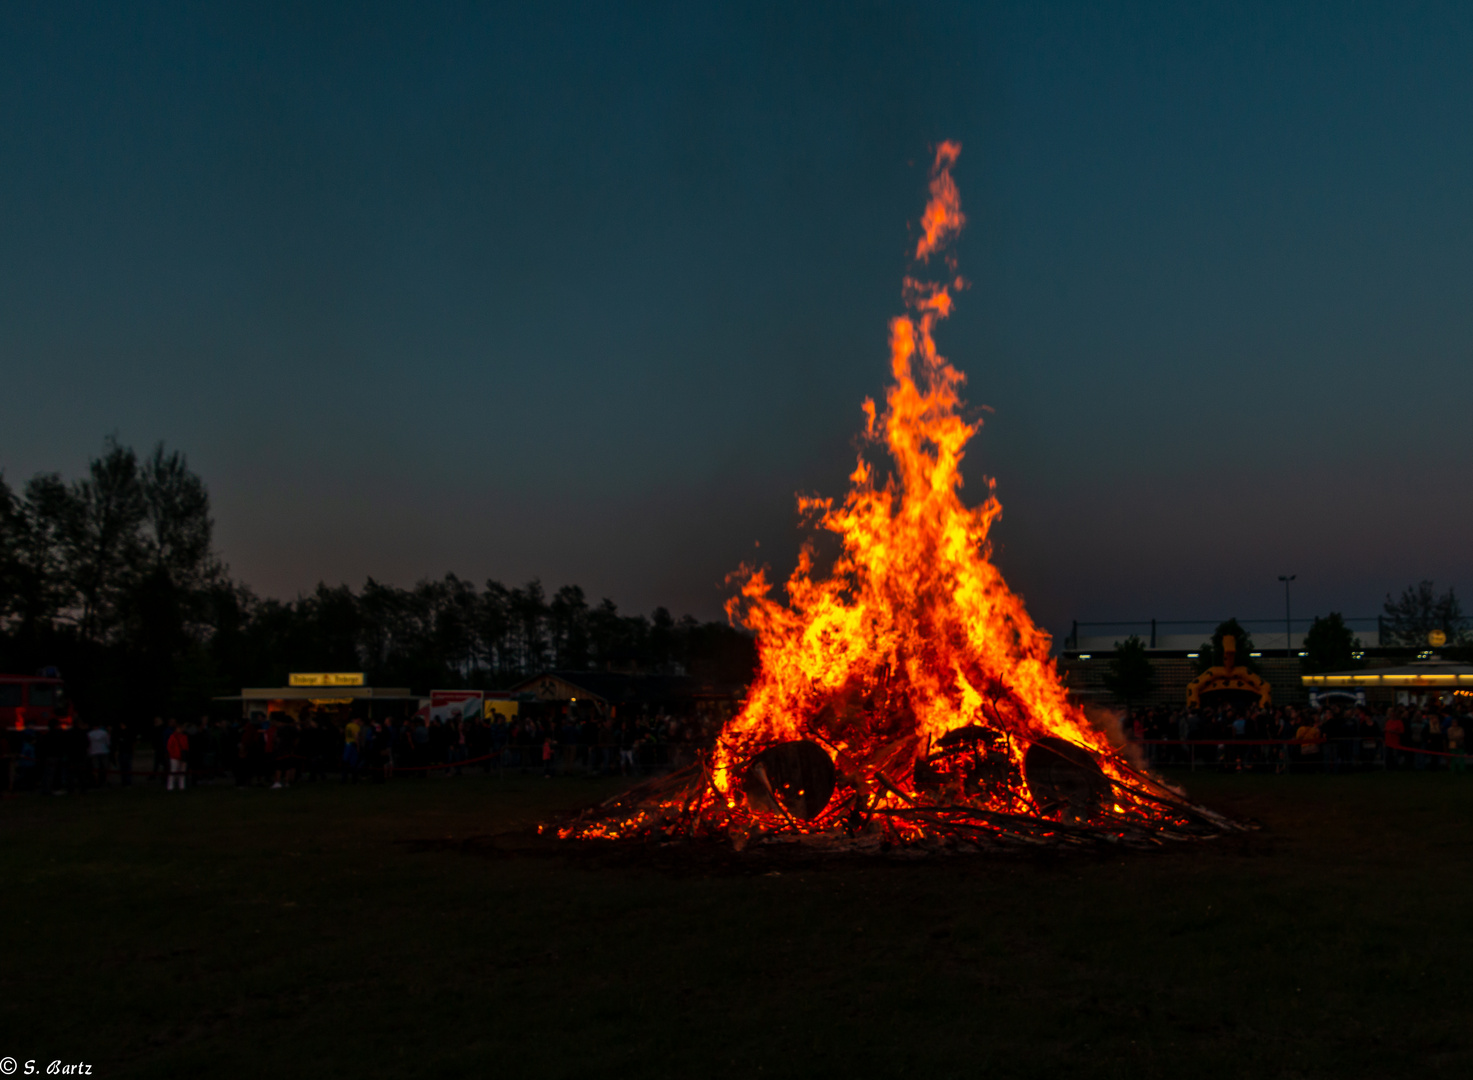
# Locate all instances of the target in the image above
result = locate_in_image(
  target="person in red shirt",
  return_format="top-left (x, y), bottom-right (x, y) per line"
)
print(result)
top-left (1383, 710), bottom-right (1405, 771)
top-left (166, 721), bottom-right (190, 791)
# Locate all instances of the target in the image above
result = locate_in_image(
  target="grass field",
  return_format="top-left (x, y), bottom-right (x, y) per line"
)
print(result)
top-left (2, 768), bottom-right (1471, 1079)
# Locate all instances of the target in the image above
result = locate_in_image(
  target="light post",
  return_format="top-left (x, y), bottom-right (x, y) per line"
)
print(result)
top-left (1278, 575), bottom-right (1296, 657)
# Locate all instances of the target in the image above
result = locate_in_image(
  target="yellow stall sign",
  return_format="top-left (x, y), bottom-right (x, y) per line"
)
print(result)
top-left (289, 672), bottom-right (366, 687)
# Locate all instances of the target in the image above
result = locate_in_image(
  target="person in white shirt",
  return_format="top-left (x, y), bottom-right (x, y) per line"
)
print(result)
top-left (87, 723), bottom-right (111, 788)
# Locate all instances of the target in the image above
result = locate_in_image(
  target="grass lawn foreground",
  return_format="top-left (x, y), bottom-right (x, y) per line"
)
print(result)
top-left (2, 769), bottom-right (1471, 1079)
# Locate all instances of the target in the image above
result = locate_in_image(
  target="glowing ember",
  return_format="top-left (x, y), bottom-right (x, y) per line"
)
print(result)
top-left (555, 143), bottom-right (1241, 853)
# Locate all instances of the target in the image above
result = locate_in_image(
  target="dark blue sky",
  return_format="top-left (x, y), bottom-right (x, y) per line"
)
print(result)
top-left (4, 1), bottom-right (1472, 637)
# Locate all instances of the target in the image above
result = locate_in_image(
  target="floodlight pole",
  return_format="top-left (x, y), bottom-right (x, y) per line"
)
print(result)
top-left (1278, 575), bottom-right (1296, 658)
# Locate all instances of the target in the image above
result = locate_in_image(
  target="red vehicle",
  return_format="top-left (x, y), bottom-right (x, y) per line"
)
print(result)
top-left (1, 673), bottom-right (72, 729)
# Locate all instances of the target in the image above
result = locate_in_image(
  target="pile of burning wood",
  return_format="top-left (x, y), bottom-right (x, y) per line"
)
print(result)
top-left (549, 143), bottom-right (1243, 855)
top-left (552, 729), bottom-right (1243, 854)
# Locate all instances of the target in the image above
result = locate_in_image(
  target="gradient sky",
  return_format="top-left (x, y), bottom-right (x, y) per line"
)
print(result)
top-left (4, 1), bottom-right (1472, 640)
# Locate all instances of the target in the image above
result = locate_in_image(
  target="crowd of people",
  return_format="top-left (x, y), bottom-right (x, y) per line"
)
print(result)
top-left (1123, 699), bottom-right (1469, 771)
top-left (0, 704), bottom-right (729, 794)
top-left (3, 697), bottom-right (1467, 794)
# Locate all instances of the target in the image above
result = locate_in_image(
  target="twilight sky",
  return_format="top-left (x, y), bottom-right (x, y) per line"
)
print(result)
top-left (4, 1), bottom-right (1472, 640)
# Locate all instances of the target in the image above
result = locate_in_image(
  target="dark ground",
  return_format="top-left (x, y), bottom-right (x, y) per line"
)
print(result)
top-left (1, 768), bottom-right (1469, 1079)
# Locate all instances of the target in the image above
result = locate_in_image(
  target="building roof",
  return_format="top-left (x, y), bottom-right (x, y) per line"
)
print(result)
top-left (1302, 661), bottom-right (1473, 688)
top-left (215, 686), bottom-right (414, 701)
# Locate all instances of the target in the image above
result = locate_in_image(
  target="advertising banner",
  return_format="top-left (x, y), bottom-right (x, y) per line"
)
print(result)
top-left (429, 690), bottom-right (483, 724)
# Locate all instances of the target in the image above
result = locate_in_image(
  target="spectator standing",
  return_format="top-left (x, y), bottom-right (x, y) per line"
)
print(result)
top-left (1229, 710), bottom-right (1247, 771)
top-left (166, 721), bottom-right (189, 791)
top-left (1294, 716), bottom-right (1323, 772)
top-left (1384, 710), bottom-right (1405, 770)
top-left (261, 715), bottom-right (279, 783)
top-left (184, 718), bottom-right (204, 782)
top-left (1327, 707), bottom-right (1352, 773)
top-left (341, 719), bottom-right (361, 782)
top-left (311, 717), bottom-right (337, 782)
top-left (87, 721), bottom-right (111, 788)
top-left (42, 723), bottom-right (64, 796)
top-left (272, 719), bottom-right (298, 788)
top-left (297, 718), bottom-right (318, 782)
top-left (490, 716), bottom-right (509, 772)
top-left (619, 719), bottom-right (637, 775)
top-left (1272, 709), bottom-right (1293, 774)
top-left (1427, 712), bottom-right (1445, 771)
top-left (150, 718), bottom-right (167, 784)
top-left (448, 717), bottom-right (467, 775)
top-left (231, 719), bottom-right (251, 786)
top-left (398, 721), bottom-right (418, 779)
top-left (381, 719), bottom-right (397, 781)
top-left (244, 715), bottom-right (267, 784)
top-left (194, 716), bottom-right (217, 780)
top-left (1407, 711), bottom-right (1428, 771)
top-left (1447, 715), bottom-right (1466, 774)
top-left (467, 717), bottom-right (490, 774)
top-left (411, 716), bottom-right (430, 772)
top-left (16, 735), bottom-right (37, 791)
top-left (1358, 710), bottom-right (1380, 770)
top-left (116, 720), bottom-right (136, 786)
top-left (216, 718), bottom-right (239, 784)
top-left (66, 718), bottom-right (89, 793)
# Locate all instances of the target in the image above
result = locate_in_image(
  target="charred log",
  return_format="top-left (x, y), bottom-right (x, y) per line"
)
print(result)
top-left (741, 740), bottom-right (837, 821)
top-left (1023, 736), bottom-right (1108, 822)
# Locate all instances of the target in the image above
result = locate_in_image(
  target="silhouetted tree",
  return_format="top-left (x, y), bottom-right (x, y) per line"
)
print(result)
top-left (1103, 635), bottom-right (1156, 706)
top-left (2, 473), bottom-right (76, 636)
top-left (509, 580), bottom-right (548, 672)
top-left (68, 438), bottom-right (147, 643)
top-left (1301, 613), bottom-right (1363, 674)
top-left (4, 439), bottom-right (763, 709)
top-left (549, 584), bottom-right (590, 669)
top-left (650, 606), bottom-right (676, 672)
top-left (587, 598), bottom-right (623, 669)
top-left (478, 580), bottom-right (514, 675)
top-left (1383, 580), bottom-right (1467, 648)
top-left (1196, 618), bottom-right (1260, 674)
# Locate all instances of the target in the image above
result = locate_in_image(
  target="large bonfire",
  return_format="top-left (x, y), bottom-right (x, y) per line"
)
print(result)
top-left (556, 143), bottom-right (1240, 853)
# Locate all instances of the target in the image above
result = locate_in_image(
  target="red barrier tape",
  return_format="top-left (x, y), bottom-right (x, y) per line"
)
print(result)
top-left (1137, 738), bottom-right (1320, 746)
top-left (1133, 738), bottom-right (1467, 758)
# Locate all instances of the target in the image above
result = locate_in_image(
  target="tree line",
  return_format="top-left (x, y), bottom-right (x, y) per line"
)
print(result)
top-left (1, 440), bottom-right (755, 722)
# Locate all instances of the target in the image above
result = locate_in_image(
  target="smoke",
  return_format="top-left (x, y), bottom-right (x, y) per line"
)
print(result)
top-left (1079, 702), bottom-right (1146, 772)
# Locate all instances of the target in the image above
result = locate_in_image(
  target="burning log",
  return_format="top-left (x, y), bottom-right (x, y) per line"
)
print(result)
top-left (741, 740), bottom-right (836, 821)
top-left (1021, 737), bottom-right (1108, 823)
top-left (548, 141), bottom-right (1246, 854)
top-left (550, 731), bottom-right (1243, 855)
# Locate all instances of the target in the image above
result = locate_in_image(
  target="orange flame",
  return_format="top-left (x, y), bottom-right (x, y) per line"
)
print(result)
top-left (914, 141), bottom-right (965, 261)
top-left (713, 141), bottom-right (1105, 805)
top-left (556, 141), bottom-right (1228, 848)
